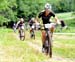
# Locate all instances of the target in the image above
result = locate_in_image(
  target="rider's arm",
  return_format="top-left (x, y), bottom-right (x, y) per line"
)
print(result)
top-left (38, 10), bottom-right (44, 18)
top-left (16, 21), bottom-right (20, 28)
top-left (54, 16), bottom-right (61, 24)
top-left (51, 11), bottom-right (61, 24)
top-left (38, 11), bottom-right (44, 24)
top-left (38, 13), bottom-right (42, 18)
top-left (54, 16), bottom-right (58, 23)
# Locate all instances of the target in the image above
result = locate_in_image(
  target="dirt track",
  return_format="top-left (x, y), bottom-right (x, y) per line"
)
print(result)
top-left (27, 41), bottom-right (75, 62)
top-left (14, 33), bottom-right (75, 62)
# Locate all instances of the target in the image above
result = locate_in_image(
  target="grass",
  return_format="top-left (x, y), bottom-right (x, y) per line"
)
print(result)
top-left (56, 12), bottom-right (75, 19)
top-left (55, 12), bottom-right (75, 33)
top-left (53, 47), bottom-right (75, 58)
top-left (0, 28), bottom-right (48, 62)
top-left (65, 18), bottom-right (75, 27)
top-left (53, 34), bottom-right (75, 59)
top-left (55, 26), bottom-right (75, 33)
top-left (0, 28), bottom-right (75, 62)
top-left (26, 30), bottom-right (75, 59)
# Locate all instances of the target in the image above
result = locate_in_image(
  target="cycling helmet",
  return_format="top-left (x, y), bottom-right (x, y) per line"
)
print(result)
top-left (45, 3), bottom-right (52, 10)
top-left (31, 17), bottom-right (35, 21)
top-left (20, 18), bottom-right (24, 22)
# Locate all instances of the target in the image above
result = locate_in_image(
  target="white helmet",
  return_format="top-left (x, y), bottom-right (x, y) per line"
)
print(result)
top-left (31, 17), bottom-right (35, 21)
top-left (20, 18), bottom-right (24, 22)
top-left (45, 3), bottom-right (52, 10)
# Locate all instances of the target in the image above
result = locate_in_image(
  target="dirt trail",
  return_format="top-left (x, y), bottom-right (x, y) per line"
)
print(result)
top-left (27, 41), bottom-right (75, 62)
top-left (0, 46), bottom-right (23, 62)
top-left (14, 33), bottom-right (75, 62)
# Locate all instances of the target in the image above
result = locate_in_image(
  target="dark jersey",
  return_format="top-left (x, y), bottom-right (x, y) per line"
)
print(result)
top-left (38, 11), bottom-right (55, 24)
top-left (29, 20), bottom-right (35, 27)
top-left (18, 21), bottom-right (24, 27)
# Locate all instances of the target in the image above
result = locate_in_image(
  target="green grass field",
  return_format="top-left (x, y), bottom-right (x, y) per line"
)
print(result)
top-left (0, 28), bottom-right (75, 62)
top-left (0, 28), bottom-right (48, 62)
top-left (53, 34), bottom-right (75, 58)
top-left (28, 30), bottom-right (75, 59)
top-left (0, 27), bottom-right (75, 62)
top-left (27, 27), bottom-right (75, 59)
top-left (55, 12), bottom-right (75, 33)
top-left (56, 12), bottom-right (75, 19)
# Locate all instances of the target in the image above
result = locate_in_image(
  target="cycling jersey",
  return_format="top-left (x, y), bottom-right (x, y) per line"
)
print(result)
top-left (18, 21), bottom-right (24, 27)
top-left (29, 20), bottom-right (35, 27)
top-left (38, 11), bottom-right (55, 24)
top-left (16, 21), bottom-right (25, 29)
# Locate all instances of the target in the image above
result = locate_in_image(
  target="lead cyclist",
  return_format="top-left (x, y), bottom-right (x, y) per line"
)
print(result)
top-left (37, 3), bottom-right (61, 55)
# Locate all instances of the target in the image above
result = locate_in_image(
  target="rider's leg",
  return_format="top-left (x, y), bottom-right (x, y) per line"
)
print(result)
top-left (41, 30), bottom-right (46, 52)
top-left (30, 28), bottom-right (32, 33)
top-left (30, 28), bottom-right (32, 38)
top-left (33, 29), bottom-right (35, 39)
top-left (50, 26), bottom-right (55, 38)
top-left (18, 27), bottom-right (21, 40)
top-left (49, 26), bottom-right (55, 46)
top-left (30, 29), bottom-right (34, 38)
top-left (18, 27), bottom-right (20, 34)
top-left (22, 29), bottom-right (25, 40)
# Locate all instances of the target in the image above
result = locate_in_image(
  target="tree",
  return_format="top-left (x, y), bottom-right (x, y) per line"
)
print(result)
top-left (0, 0), bottom-right (17, 26)
top-left (0, 0), bottom-right (75, 27)
top-left (72, 0), bottom-right (75, 11)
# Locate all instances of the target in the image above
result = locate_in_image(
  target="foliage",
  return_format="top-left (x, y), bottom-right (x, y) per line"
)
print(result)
top-left (0, 0), bottom-right (75, 27)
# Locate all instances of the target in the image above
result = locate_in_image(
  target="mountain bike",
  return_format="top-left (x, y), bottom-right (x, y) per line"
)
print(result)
top-left (30, 25), bottom-right (35, 39)
top-left (41, 23), bottom-right (56, 58)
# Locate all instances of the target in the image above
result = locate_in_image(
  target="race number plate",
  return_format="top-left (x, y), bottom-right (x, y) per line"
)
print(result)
top-left (45, 23), bottom-right (55, 28)
top-left (21, 26), bottom-right (24, 29)
top-left (32, 25), bottom-right (35, 29)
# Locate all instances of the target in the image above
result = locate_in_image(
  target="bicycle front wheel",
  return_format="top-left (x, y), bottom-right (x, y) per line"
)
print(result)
top-left (47, 31), bottom-right (52, 58)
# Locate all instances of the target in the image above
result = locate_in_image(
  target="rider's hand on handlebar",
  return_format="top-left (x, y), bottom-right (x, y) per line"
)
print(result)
top-left (56, 20), bottom-right (61, 25)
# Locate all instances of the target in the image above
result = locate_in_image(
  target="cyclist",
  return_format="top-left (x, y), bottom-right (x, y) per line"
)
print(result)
top-left (38, 3), bottom-right (60, 55)
top-left (29, 18), bottom-right (35, 29)
top-left (16, 18), bottom-right (25, 38)
top-left (29, 17), bottom-right (35, 39)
